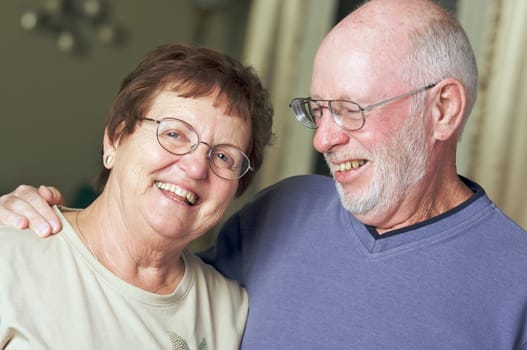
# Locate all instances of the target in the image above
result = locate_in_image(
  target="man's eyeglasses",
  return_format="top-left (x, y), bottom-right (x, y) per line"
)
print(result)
top-left (289, 83), bottom-right (437, 131)
top-left (138, 117), bottom-right (252, 180)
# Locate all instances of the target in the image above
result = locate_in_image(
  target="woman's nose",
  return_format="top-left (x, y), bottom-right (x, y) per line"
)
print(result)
top-left (177, 142), bottom-right (211, 179)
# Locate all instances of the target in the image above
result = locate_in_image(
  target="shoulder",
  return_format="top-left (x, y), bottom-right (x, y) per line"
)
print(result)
top-left (250, 174), bottom-right (336, 206)
top-left (184, 250), bottom-right (246, 299)
top-left (490, 208), bottom-right (527, 247)
top-left (0, 225), bottom-right (41, 252)
top-left (0, 225), bottom-right (61, 246)
top-left (460, 193), bottom-right (527, 269)
top-left (0, 225), bottom-right (59, 273)
top-left (459, 177), bottom-right (527, 244)
top-left (225, 173), bottom-right (343, 240)
top-left (252, 174), bottom-right (338, 209)
top-left (183, 250), bottom-right (248, 324)
top-left (221, 174), bottom-right (341, 232)
top-left (263, 174), bottom-right (335, 192)
top-left (0, 223), bottom-right (68, 260)
top-left (183, 251), bottom-right (248, 344)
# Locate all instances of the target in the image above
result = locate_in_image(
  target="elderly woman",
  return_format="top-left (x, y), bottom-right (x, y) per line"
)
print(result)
top-left (0, 43), bottom-right (273, 349)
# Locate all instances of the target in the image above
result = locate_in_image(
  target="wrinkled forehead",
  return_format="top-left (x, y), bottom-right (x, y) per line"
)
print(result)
top-left (311, 20), bottom-right (410, 99)
top-left (149, 81), bottom-right (250, 122)
top-left (144, 89), bottom-right (252, 147)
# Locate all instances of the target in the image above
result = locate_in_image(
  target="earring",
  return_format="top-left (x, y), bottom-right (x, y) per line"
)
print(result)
top-left (104, 155), bottom-right (114, 167)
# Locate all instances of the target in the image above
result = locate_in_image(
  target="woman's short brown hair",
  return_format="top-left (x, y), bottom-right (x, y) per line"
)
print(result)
top-left (97, 43), bottom-right (274, 196)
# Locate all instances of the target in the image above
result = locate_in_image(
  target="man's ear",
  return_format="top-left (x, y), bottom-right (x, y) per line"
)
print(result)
top-left (430, 78), bottom-right (467, 141)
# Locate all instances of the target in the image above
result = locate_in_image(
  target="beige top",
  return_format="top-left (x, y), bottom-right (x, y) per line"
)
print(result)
top-left (0, 206), bottom-right (247, 349)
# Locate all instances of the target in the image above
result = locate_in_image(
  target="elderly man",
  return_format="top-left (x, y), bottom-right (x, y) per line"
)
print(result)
top-left (2, 0), bottom-right (527, 348)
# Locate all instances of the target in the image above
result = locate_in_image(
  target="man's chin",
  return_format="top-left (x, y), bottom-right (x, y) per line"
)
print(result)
top-left (335, 182), bottom-right (377, 216)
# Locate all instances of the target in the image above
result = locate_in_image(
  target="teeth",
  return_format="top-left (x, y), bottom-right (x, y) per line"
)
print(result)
top-left (155, 181), bottom-right (198, 205)
top-left (334, 160), bottom-right (366, 172)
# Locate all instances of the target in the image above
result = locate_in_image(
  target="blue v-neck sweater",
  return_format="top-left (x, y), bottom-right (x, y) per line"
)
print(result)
top-left (202, 174), bottom-right (527, 349)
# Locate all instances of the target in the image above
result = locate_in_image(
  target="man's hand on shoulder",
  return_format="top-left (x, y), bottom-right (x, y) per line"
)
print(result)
top-left (0, 185), bottom-right (65, 236)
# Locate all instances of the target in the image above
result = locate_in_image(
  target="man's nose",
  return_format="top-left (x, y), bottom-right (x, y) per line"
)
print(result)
top-left (312, 108), bottom-right (350, 154)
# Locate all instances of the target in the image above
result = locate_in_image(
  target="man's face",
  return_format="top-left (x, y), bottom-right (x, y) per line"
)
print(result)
top-left (331, 105), bottom-right (429, 217)
top-left (310, 25), bottom-right (431, 224)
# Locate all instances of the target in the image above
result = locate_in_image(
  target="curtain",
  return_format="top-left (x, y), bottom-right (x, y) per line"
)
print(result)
top-left (241, 0), bottom-right (338, 196)
top-left (458, 0), bottom-right (527, 229)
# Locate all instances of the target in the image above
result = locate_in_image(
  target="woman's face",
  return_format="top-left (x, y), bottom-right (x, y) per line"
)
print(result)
top-left (104, 90), bottom-right (251, 244)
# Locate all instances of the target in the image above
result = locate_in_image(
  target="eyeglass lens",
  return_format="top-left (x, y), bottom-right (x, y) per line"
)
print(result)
top-left (290, 99), bottom-right (318, 129)
top-left (291, 99), bottom-right (364, 131)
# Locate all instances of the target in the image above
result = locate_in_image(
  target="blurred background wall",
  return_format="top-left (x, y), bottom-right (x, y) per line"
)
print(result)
top-left (0, 0), bottom-right (250, 208)
top-left (1, 0), bottom-right (525, 241)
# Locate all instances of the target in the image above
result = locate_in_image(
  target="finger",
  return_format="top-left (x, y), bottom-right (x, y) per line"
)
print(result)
top-left (38, 185), bottom-right (66, 207)
top-left (35, 186), bottom-right (64, 234)
top-left (3, 185), bottom-right (59, 236)
top-left (0, 199), bottom-right (30, 229)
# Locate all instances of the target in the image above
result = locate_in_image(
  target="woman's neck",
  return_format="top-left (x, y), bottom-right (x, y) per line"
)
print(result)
top-left (63, 204), bottom-right (186, 295)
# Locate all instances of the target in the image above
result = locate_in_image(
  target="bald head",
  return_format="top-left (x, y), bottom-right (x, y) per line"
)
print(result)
top-left (351, 0), bottom-right (449, 25)
top-left (313, 0), bottom-right (477, 117)
top-left (326, 0), bottom-right (447, 54)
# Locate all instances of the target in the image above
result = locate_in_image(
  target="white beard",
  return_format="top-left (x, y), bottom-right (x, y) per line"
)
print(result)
top-left (329, 109), bottom-right (429, 216)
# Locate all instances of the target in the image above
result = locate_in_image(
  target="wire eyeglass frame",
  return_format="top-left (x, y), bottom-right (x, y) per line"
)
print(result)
top-left (138, 117), bottom-right (252, 180)
top-left (289, 83), bottom-right (437, 131)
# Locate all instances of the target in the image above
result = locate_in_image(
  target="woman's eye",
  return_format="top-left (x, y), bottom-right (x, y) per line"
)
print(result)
top-left (166, 131), bottom-right (181, 139)
top-left (216, 152), bottom-right (231, 163)
top-left (162, 129), bottom-right (189, 143)
top-left (213, 151), bottom-right (236, 169)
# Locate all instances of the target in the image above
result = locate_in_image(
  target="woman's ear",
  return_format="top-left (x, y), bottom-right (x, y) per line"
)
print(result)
top-left (430, 78), bottom-right (467, 141)
top-left (102, 127), bottom-right (116, 169)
